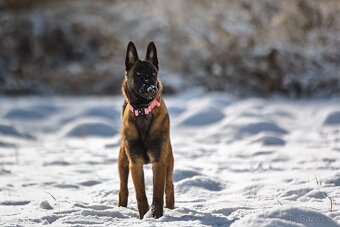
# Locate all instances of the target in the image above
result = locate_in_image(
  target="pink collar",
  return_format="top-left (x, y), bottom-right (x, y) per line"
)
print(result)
top-left (129, 98), bottom-right (161, 117)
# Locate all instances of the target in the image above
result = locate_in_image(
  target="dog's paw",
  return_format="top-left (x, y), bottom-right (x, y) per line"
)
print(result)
top-left (137, 201), bottom-right (149, 219)
top-left (151, 203), bottom-right (163, 219)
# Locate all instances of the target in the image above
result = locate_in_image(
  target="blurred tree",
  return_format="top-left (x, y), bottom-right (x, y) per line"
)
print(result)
top-left (0, 0), bottom-right (339, 97)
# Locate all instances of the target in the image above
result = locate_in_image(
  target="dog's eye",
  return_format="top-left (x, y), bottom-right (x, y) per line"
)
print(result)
top-left (136, 72), bottom-right (141, 76)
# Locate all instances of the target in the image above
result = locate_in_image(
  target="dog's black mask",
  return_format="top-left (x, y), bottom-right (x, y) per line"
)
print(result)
top-left (125, 41), bottom-right (159, 102)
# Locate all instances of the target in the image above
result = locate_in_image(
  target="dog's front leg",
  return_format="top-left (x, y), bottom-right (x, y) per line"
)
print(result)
top-left (118, 146), bottom-right (129, 207)
top-left (165, 149), bottom-right (175, 209)
top-left (130, 160), bottom-right (149, 219)
top-left (151, 161), bottom-right (166, 218)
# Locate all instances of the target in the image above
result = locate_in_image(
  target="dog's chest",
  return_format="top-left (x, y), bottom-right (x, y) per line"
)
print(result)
top-left (135, 115), bottom-right (154, 139)
top-left (132, 115), bottom-right (163, 163)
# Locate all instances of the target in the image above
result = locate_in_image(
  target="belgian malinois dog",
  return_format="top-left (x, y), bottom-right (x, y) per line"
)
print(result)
top-left (118, 41), bottom-right (174, 219)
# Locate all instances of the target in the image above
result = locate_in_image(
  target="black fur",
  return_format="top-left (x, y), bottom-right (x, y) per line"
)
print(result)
top-left (119, 41), bottom-right (174, 219)
top-left (122, 41), bottom-right (165, 163)
top-left (123, 42), bottom-right (160, 108)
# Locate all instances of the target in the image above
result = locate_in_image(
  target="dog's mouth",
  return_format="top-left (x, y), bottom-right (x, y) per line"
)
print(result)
top-left (139, 92), bottom-right (154, 100)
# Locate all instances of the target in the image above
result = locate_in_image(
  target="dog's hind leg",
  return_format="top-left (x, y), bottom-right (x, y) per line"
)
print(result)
top-left (118, 147), bottom-right (129, 207)
top-left (130, 160), bottom-right (149, 219)
top-left (165, 149), bottom-right (175, 209)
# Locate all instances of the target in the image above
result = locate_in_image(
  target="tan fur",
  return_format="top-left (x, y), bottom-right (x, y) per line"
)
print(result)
top-left (118, 79), bottom-right (174, 219)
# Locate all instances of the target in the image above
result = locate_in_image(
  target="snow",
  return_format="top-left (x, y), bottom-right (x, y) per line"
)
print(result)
top-left (231, 207), bottom-right (339, 227)
top-left (64, 121), bottom-right (118, 138)
top-left (0, 94), bottom-right (339, 226)
top-left (324, 111), bottom-right (340, 126)
top-left (175, 106), bottom-right (225, 126)
top-left (39, 200), bottom-right (54, 210)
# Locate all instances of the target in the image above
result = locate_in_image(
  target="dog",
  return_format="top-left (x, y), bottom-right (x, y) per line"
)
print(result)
top-left (118, 41), bottom-right (174, 219)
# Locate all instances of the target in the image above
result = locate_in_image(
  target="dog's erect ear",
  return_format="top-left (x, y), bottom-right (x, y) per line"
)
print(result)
top-left (145, 41), bottom-right (159, 70)
top-left (125, 41), bottom-right (139, 71)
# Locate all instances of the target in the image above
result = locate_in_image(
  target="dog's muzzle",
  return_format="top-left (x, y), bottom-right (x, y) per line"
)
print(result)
top-left (147, 85), bottom-right (157, 95)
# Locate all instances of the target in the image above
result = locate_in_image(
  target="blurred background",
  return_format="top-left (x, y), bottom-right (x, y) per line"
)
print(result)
top-left (0, 0), bottom-right (339, 97)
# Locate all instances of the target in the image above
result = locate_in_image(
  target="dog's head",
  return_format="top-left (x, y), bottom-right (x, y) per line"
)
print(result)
top-left (124, 41), bottom-right (160, 101)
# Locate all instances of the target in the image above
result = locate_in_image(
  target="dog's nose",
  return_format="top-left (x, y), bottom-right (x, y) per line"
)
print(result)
top-left (147, 85), bottom-right (157, 95)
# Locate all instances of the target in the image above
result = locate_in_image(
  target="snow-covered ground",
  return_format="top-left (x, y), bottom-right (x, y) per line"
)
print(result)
top-left (0, 92), bottom-right (339, 226)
